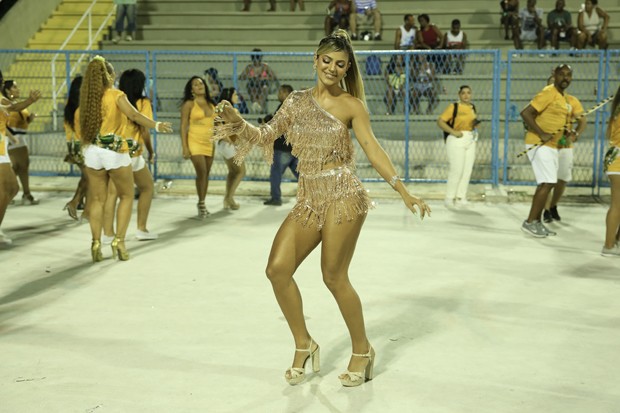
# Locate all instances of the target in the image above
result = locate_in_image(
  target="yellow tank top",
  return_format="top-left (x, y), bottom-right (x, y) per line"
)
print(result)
top-left (609, 112), bottom-right (620, 147)
top-left (188, 100), bottom-right (215, 142)
top-left (98, 88), bottom-right (128, 152)
top-left (7, 109), bottom-right (30, 130)
top-left (123, 98), bottom-right (152, 157)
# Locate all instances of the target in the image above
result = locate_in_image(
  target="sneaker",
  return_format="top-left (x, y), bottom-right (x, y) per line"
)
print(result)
top-left (543, 209), bottom-right (553, 223)
top-left (0, 230), bottom-right (12, 245)
top-left (549, 206), bottom-right (561, 221)
top-left (601, 246), bottom-right (620, 257)
top-left (521, 220), bottom-right (547, 238)
top-left (351, 33), bottom-right (358, 41)
top-left (455, 198), bottom-right (469, 208)
top-left (136, 230), bottom-right (158, 241)
top-left (22, 194), bottom-right (39, 205)
top-left (444, 198), bottom-right (454, 209)
top-left (125, 35), bottom-right (133, 41)
top-left (264, 198), bottom-right (282, 206)
top-left (102, 234), bottom-right (115, 245)
top-left (112, 35), bottom-right (121, 44)
top-left (539, 222), bottom-right (557, 236)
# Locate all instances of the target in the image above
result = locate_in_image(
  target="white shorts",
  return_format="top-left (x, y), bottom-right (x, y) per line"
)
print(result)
top-left (526, 144), bottom-right (558, 184)
top-left (557, 148), bottom-right (573, 182)
top-left (217, 140), bottom-right (236, 160)
top-left (131, 155), bottom-right (146, 172)
top-left (83, 145), bottom-right (131, 171)
top-left (520, 30), bottom-right (538, 42)
top-left (7, 131), bottom-right (27, 149)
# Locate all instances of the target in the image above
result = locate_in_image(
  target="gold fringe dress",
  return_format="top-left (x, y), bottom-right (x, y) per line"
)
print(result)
top-left (215, 88), bottom-right (373, 230)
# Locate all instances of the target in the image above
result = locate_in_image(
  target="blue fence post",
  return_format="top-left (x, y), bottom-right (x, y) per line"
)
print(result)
top-left (491, 49), bottom-right (501, 186)
top-left (152, 51), bottom-right (159, 181)
top-left (403, 51), bottom-right (411, 182)
top-left (502, 53), bottom-right (513, 185)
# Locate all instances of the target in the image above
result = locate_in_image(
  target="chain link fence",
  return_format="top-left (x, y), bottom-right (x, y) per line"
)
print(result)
top-left (1, 48), bottom-right (615, 189)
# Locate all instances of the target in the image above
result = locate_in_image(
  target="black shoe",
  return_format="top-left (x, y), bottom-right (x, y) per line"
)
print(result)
top-left (351, 33), bottom-right (358, 41)
top-left (373, 34), bottom-right (382, 41)
top-left (543, 209), bottom-right (553, 223)
top-left (550, 206), bottom-right (561, 221)
top-left (264, 199), bottom-right (282, 206)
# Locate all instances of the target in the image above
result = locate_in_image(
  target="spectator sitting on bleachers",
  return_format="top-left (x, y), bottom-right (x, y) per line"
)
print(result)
top-left (325, 0), bottom-right (352, 36)
top-left (350, 0), bottom-right (382, 41)
top-left (415, 14), bottom-right (443, 70)
top-left (440, 19), bottom-right (468, 74)
top-left (546, 0), bottom-right (578, 51)
top-left (394, 14), bottom-right (416, 50)
top-left (384, 54), bottom-right (407, 115)
top-left (238, 48), bottom-right (278, 114)
top-left (500, 0), bottom-right (520, 40)
top-left (577, 0), bottom-right (609, 50)
top-left (290, 0), bottom-right (305, 11)
top-left (411, 54), bottom-right (439, 115)
top-left (512, 0), bottom-right (545, 51)
top-left (242, 0), bottom-right (276, 12)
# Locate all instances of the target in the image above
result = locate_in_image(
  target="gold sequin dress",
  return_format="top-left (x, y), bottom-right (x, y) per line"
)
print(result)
top-left (215, 88), bottom-right (372, 230)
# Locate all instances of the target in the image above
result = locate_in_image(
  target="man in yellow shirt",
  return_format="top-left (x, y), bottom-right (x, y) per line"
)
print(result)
top-left (542, 74), bottom-right (586, 223)
top-left (520, 64), bottom-right (581, 237)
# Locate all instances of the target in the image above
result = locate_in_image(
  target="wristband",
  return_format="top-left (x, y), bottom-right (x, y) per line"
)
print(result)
top-left (155, 121), bottom-right (161, 132)
top-left (389, 175), bottom-right (400, 187)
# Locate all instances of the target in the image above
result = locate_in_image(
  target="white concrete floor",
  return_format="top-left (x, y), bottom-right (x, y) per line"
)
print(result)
top-left (1, 182), bottom-right (619, 413)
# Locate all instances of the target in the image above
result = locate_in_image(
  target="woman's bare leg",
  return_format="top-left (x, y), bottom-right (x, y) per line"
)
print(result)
top-left (102, 179), bottom-right (118, 238)
top-left (320, 210), bottom-right (370, 373)
top-left (190, 155), bottom-right (213, 203)
top-left (0, 164), bottom-right (19, 227)
top-left (605, 175), bottom-right (620, 248)
top-left (224, 158), bottom-right (245, 205)
top-left (108, 165), bottom-right (134, 240)
top-left (265, 216), bottom-right (322, 374)
top-left (84, 167), bottom-right (110, 241)
top-left (9, 147), bottom-right (32, 197)
top-left (133, 166), bottom-right (154, 232)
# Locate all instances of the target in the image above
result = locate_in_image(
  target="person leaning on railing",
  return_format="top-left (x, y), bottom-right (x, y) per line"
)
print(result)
top-left (79, 56), bottom-right (172, 263)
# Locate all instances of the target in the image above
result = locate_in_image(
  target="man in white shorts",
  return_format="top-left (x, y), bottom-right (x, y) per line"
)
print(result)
top-left (520, 64), bottom-right (576, 237)
top-left (543, 75), bottom-right (585, 223)
top-left (513, 0), bottom-right (546, 51)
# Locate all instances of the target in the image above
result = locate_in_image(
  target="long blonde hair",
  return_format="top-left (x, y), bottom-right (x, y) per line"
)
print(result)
top-left (315, 29), bottom-right (366, 105)
top-left (79, 57), bottom-right (113, 144)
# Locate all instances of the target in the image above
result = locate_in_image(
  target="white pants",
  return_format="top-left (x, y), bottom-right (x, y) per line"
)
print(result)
top-left (445, 131), bottom-right (476, 200)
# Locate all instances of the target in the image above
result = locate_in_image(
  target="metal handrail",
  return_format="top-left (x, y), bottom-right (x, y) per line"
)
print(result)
top-left (51, 0), bottom-right (116, 129)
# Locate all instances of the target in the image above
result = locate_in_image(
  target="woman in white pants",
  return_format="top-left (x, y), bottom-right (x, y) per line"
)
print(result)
top-left (437, 85), bottom-right (478, 208)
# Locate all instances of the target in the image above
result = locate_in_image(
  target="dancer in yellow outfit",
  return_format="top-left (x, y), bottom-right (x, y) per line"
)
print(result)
top-left (0, 70), bottom-right (40, 244)
top-left (215, 30), bottom-right (430, 387)
top-left (79, 57), bottom-right (171, 262)
top-left (3, 80), bottom-right (38, 205)
top-left (63, 75), bottom-right (89, 221)
top-left (602, 86), bottom-right (620, 256)
top-left (180, 76), bottom-right (216, 218)
top-left (103, 69), bottom-right (158, 242)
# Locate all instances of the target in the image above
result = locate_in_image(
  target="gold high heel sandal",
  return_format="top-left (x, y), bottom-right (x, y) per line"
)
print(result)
top-left (285, 339), bottom-right (320, 385)
top-left (63, 203), bottom-right (78, 220)
top-left (91, 240), bottom-right (103, 263)
top-left (111, 237), bottom-right (129, 261)
top-left (339, 345), bottom-right (375, 387)
top-left (223, 198), bottom-right (240, 210)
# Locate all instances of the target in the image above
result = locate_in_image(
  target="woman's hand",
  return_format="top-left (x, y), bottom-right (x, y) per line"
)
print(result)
top-left (182, 147), bottom-right (191, 159)
top-left (156, 121), bottom-right (173, 133)
top-left (215, 100), bottom-right (243, 123)
top-left (402, 192), bottom-right (432, 219)
top-left (148, 152), bottom-right (156, 164)
top-left (455, 131), bottom-right (464, 138)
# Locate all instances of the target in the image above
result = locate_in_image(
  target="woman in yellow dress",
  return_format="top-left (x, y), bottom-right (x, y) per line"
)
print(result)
top-left (180, 76), bottom-right (216, 218)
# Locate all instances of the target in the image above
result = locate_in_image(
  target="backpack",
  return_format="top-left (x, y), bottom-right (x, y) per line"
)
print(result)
top-left (443, 102), bottom-right (476, 141)
top-left (365, 55), bottom-right (382, 76)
